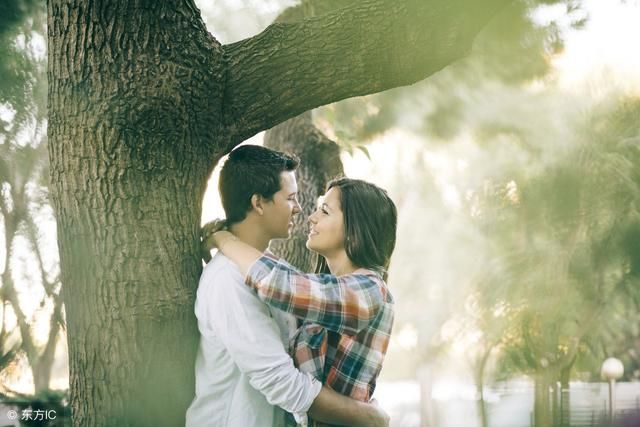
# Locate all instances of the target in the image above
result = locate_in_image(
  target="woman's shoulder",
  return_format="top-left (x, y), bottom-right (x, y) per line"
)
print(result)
top-left (350, 267), bottom-right (384, 283)
top-left (348, 269), bottom-right (394, 302)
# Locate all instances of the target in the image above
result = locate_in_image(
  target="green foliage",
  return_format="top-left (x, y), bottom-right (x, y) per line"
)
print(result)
top-left (470, 99), bottom-right (640, 380)
top-left (0, 0), bottom-right (62, 392)
top-left (0, 0), bottom-right (45, 108)
top-left (314, 0), bottom-right (587, 146)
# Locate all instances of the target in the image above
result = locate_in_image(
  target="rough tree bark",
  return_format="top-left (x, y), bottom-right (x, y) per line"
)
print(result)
top-left (223, 0), bottom-right (513, 141)
top-left (47, 2), bottom-right (225, 425)
top-left (265, 112), bottom-right (343, 270)
top-left (264, 1), bottom-right (346, 270)
top-left (47, 0), bottom-right (511, 425)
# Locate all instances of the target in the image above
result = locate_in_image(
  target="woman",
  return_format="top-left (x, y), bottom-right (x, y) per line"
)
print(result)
top-left (209, 177), bottom-right (397, 426)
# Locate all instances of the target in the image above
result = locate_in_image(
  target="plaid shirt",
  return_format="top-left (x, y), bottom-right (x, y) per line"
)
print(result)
top-left (246, 254), bottom-right (394, 426)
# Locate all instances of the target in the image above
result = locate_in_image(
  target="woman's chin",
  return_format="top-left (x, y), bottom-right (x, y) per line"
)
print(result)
top-left (306, 237), bottom-right (322, 253)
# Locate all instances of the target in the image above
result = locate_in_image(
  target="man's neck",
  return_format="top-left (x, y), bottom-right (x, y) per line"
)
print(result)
top-left (229, 220), bottom-right (270, 252)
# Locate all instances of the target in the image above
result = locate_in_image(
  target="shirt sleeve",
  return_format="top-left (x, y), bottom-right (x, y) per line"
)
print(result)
top-left (204, 261), bottom-right (322, 417)
top-left (245, 254), bottom-right (386, 336)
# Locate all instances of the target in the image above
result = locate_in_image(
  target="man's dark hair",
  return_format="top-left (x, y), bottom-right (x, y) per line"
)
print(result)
top-left (219, 145), bottom-right (299, 224)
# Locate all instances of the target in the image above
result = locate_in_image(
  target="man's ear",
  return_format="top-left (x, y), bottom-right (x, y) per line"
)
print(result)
top-left (251, 194), bottom-right (264, 215)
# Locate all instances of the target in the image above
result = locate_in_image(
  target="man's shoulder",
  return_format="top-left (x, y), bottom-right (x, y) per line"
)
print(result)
top-left (196, 254), bottom-right (275, 323)
top-left (202, 253), bottom-right (241, 278)
top-left (199, 254), bottom-right (244, 292)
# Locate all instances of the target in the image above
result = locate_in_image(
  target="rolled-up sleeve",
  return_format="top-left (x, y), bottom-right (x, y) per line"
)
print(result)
top-left (206, 263), bottom-right (322, 418)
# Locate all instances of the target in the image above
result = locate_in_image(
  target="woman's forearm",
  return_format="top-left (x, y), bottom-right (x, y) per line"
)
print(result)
top-left (213, 230), bottom-right (262, 275)
top-left (309, 386), bottom-right (389, 427)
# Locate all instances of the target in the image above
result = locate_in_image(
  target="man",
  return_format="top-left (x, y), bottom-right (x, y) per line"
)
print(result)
top-left (186, 145), bottom-right (388, 427)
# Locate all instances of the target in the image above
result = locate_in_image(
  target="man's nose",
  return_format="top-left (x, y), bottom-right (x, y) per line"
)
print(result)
top-left (293, 200), bottom-right (302, 214)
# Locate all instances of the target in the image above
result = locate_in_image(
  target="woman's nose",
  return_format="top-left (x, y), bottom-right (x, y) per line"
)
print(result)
top-left (308, 211), bottom-right (317, 224)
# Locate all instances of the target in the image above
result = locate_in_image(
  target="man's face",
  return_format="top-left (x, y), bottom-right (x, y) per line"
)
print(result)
top-left (261, 171), bottom-right (301, 239)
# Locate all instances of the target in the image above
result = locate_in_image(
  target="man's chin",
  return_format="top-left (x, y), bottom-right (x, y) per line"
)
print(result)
top-left (272, 231), bottom-right (291, 240)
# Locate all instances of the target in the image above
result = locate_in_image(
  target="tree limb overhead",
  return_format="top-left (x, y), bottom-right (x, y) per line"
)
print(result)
top-left (222, 0), bottom-right (512, 142)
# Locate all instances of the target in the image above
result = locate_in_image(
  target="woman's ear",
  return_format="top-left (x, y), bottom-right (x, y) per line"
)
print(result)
top-left (251, 194), bottom-right (264, 215)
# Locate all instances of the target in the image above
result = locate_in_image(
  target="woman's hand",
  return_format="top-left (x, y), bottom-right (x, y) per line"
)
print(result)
top-left (200, 219), bottom-right (228, 262)
top-left (211, 230), bottom-right (236, 251)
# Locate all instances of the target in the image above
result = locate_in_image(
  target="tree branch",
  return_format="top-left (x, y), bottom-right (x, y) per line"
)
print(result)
top-left (222, 0), bottom-right (511, 142)
top-left (24, 210), bottom-right (56, 296)
top-left (39, 293), bottom-right (65, 380)
top-left (2, 274), bottom-right (37, 361)
top-left (23, 210), bottom-right (65, 330)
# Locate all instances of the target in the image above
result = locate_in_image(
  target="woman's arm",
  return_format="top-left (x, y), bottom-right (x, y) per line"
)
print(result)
top-left (210, 230), bottom-right (263, 274)
top-left (211, 230), bottom-right (387, 335)
top-left (311, 386), bottom-right (389, 427)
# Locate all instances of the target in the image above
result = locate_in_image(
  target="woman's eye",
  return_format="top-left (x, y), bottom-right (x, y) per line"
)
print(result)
top-left (321, 208), bottom-right (328, 215)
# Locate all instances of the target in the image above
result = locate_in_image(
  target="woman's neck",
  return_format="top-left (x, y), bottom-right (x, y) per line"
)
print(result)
top-left (325, 251), bottom-right (358, 277)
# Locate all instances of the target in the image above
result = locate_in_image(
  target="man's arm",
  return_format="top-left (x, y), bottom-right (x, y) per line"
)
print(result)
top-left (207, 265), bottom-right (388, 426)
top-left (311, 386), bottom-right (389, 427)
top-left (207, 265), bottom-right (320, 416)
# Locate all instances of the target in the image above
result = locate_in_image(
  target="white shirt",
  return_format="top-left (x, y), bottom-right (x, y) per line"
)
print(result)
top-left (186, 253), bottom-right (321, 427)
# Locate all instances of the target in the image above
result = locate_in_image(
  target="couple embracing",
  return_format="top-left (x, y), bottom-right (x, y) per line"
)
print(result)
top-left (186, 145), bottom-right (397, 427)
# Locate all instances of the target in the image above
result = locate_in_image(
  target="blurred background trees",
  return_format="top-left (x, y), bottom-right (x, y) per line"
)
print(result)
top-left (0, 0), bottom-right (65, 396)
top-left (212, 1), bottom-right (640, 426)
top-left (462, 99), bottom-right (640, 426)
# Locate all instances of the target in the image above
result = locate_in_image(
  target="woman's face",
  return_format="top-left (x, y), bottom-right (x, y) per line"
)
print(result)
top-left (306, 187), bottom-right (346, 257)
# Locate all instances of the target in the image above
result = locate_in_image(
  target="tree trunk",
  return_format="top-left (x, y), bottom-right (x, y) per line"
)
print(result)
top-left (476, 378), bottom-right (490, 427)
top-left (32, 301), bottom-right (64, 394)
top-left (47, 1), bottom-right (225, 425)
top-left (46, 0), bottom-right (511, 425)
top-left (558, 359), bottom-right (573, 427)
top-left (476, 382), bottom-right (489, 427)
top-left (534, 370), bottom-right (553, 427)
top-left (33, 360), bottom-right (54, 394)
top-left (264, 112), bottom-right (344, 270)
top-left (418, 364), bottom-right (437, 427)
top-left (263, 0), bottom-right (346, 271)
top-left (2, 233), bottom-right (61, 394)
top-left (473, 348), bottom-right (492, 427)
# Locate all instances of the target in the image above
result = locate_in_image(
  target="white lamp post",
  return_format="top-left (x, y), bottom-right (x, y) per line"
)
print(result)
top-left (601, 357), bottom-right (624, 424)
